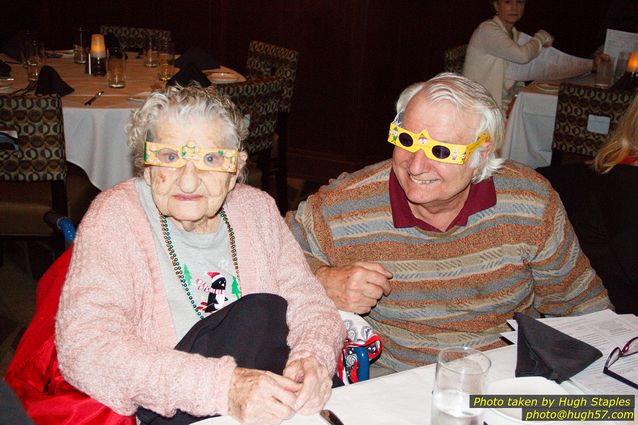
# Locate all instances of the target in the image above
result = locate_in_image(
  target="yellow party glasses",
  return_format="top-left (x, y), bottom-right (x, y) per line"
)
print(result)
top-left (387, 122), bottom-right (489, 165)
top-left (144, 141), bottom-right (238, 173)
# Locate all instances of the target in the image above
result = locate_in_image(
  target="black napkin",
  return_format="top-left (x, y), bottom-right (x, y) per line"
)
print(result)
top-left (34, 66), bottom-right (74, 97)
top-left (2, 29), bottom-right (30, 61)
top-left (174, 47), bottom-right (219, 70)
top-left (515, 312), bottom-right (602, 383)
top-left (0, 60), bottom-right (10, 77)
top-left (167, 63), bottom-right (211, 88)
top-left (104, 32), bottom-right (120, 49)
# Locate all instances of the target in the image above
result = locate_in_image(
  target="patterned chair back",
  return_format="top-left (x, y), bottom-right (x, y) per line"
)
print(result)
top-left (216, 76), bottom-right (284, 155)
top-left (443, 44), bottom-right (468, 74)
top-left (0, 94), bottom-right (67, 182)
top-left (552, 83), bottom-right (636, 157)
top-left (99, 26), bottom-right (172, 51)
top-left (246, 41), bottom-right (299, 113)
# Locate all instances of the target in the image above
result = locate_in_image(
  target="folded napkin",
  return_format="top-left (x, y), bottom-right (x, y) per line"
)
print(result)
top-left (515, 312), bottom-right (602, 383)
top-left (174, 46), bottom-right (219, 70)
top-left (0, 60), bottom-right (11, 77)
top-left (2, 30), bottom-right (29, 61)
top-left (167, 63), bottom-right (211, 88)
top-left (104, 32), bottom-right (120, 50)
top-left (35, 66), bottom-right (74, 97)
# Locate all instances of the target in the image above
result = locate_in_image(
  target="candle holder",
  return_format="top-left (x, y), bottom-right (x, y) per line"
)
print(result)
top-left (90, 34), bottom-right (106, 76)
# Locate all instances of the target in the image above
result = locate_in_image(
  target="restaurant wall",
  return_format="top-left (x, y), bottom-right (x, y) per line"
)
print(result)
top-left (7, 0), bottom-right (611, 183)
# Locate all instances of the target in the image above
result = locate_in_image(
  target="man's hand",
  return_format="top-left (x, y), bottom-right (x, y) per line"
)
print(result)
top-left (283, 357), bottom-right (332, 415)
top-left (228, 367), bottom-right (302, 425)
top-left (316, 261), bottom-right (392, 313)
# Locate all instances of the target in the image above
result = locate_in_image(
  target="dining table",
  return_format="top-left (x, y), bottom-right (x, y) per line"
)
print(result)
top-left (194, 341), bottom-right (637, 425)
top-left (500, 73), bottom-right (596, 169)
top-left (2, 52), bottom-right (244, 191)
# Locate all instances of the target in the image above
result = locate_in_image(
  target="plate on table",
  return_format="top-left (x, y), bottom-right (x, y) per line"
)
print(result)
top-left (128, 92), bottom-right (152, 103)
top-left (484, 377), bottom-right (569, 425)
top-left (206, 71), bottom-right (239, 84)
top-left (535, 82), bottom-right (561, 94)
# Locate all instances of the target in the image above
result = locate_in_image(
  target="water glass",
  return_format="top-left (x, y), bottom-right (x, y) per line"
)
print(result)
top-left (107, 47), bottom-right (126, 88)
top-left (74, 27), bottom-right (89, 64)
top-left (595, 57), bottom-right (613, 88)
top-left (157, 41), bottom-right (175, 81)
top-left (431, 347), bottom-right (491, 425)
top-left (25, 41), bottom-right (46, 82)
top-left (143, 35), bottom-right (159, 68)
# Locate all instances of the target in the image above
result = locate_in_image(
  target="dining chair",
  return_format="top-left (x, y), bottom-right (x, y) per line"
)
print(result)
top-left (0, 93), bottom-right (98, 274)
top-left (215, 76), bottom-right (284, 197)
top-left (443, 44), bottom-right (468, 74)
top-left (99, 25), bottom-right (172, 51)
top-left (245, 41), bottom-right (300, 213)
top-left (551, 83), bottom-right (635, 164)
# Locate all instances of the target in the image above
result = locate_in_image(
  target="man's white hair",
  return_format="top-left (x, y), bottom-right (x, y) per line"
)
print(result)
top-left (395, 73), bottom-right (505, 182)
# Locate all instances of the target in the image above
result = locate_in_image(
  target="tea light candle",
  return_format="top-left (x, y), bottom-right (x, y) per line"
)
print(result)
top-left (90, 34), bottom-right (106, 58)
top-left (626, 52), bottom-right (638, 73)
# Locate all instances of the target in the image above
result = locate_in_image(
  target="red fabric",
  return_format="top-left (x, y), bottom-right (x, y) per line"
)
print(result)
top-left (4, 248), bottom-right (135, 425)
top-left (619, 155), bottom-right (638, 165)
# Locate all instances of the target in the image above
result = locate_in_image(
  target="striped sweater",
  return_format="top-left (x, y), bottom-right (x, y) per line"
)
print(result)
top-left (287, 160), bottom-right (612, 371)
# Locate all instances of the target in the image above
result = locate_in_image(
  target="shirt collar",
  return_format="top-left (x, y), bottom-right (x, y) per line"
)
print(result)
top-left (389, 168), bottom-right (496, 232)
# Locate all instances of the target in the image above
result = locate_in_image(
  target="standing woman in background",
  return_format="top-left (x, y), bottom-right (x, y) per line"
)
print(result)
top-left (463, 0), bottom-right (553, 112)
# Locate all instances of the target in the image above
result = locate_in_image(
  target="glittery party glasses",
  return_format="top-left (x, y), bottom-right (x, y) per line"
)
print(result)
top-left (144, 141), bottom-right (238, 173)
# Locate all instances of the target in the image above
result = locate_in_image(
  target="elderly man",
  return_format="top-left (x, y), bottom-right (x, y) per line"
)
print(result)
top-left (286, 73), bottom-right (612, 373)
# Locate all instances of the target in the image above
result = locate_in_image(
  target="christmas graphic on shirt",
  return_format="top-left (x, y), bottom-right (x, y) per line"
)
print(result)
top-left (183, 264), bottom-right (241, 313)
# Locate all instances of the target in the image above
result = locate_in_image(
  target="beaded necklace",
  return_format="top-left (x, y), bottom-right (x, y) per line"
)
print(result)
top-left (160, 207), bottom-right (241, 320)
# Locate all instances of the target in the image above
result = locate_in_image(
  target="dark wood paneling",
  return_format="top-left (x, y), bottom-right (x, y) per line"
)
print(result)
top-left (8, 0), bottom-right (611, 183)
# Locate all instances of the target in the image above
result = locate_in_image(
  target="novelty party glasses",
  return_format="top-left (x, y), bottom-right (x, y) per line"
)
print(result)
top-left (387, 122), bottom-right (489, 165)
top-left (144, 141), bottom-right (238, 173)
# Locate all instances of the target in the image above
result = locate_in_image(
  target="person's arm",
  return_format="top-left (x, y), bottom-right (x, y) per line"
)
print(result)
top-left (530, 188), bottom-right (612, 315)
top-left (252, 193), bottom-right (343, 414)
top-left (477, 21), bottom-right (548, 64)
top-left (286, 194), bottom-right (391, 314)
top-left (55, 189), bottom-right (237, 418)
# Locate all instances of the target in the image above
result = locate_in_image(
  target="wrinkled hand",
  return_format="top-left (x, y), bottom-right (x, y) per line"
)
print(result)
top-left (228, 367), bottom-right (302, 425)
top-left (533, 29), bottom-right (554, 48)
top-left (283, 357), bottom-right (332, 415)
top-left (316, 261), bottom-right (392, 314)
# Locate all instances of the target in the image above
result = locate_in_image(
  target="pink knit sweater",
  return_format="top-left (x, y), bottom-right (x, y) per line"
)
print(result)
top-left (55, 180), bottom-right (344, 418)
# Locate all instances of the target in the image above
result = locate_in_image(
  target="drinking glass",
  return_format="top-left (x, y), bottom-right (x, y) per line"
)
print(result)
top-left (595, 57), bottom-right (613, 88)
top-left (143, 35), bottom-right (159, 68)
top-left (107, 46), bottom-right (126, 88)
top-left (25, 41), bottom-right (46, 82)
top-left (157, 41), bottom-right (175, 81)
top-left (74, 27), bottom-right (89, 64)
top-left (431, 347), bottom-right (491, 425)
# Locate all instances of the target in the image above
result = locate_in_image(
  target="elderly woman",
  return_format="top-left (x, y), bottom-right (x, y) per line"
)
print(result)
top-left (55, 84), bottom-right (344, 424)
top-left (463, 0), bottom-right (554, 112)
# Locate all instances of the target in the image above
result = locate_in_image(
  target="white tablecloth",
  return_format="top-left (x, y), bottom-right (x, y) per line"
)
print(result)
top-left (195, 344), bottom-right (633, 425)
top-left (6, 54), bottom-right (243, 190)
top-left (501, 74), bottom-right (596, 169)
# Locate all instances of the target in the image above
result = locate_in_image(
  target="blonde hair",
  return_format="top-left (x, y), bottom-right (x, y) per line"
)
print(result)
top-left (592, 95), bottom-right (638, 174)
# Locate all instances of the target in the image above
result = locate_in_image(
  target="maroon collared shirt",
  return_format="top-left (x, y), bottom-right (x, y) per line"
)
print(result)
top-left (389, 168), bottom-right (496, 232)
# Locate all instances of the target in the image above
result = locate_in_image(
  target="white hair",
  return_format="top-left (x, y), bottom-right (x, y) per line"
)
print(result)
top-left (127, 83), bottom-right (249, 182)
top-left (395, 73), bottom-right (505, 182)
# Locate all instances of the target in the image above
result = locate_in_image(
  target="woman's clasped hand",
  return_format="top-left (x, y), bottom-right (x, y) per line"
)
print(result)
top-left (229, 357), bottom-right (332, 424)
